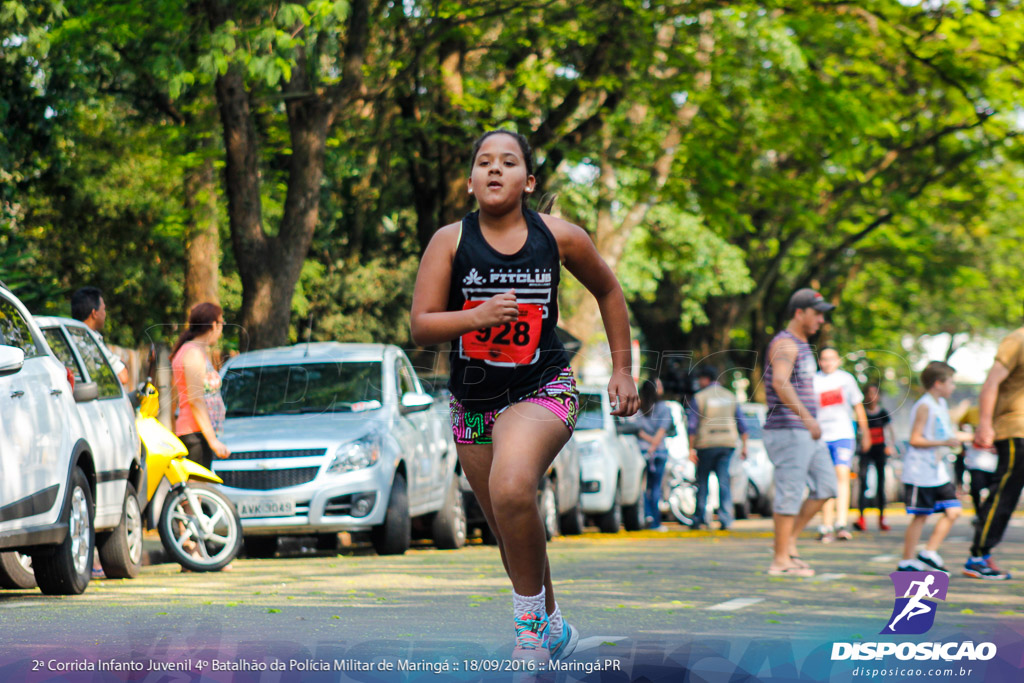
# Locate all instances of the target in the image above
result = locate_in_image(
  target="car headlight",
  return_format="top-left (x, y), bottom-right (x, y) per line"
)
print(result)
top-left (578, 441), bottom-right (603, 459)
top-left (327, 435), bottom-right (381, 474)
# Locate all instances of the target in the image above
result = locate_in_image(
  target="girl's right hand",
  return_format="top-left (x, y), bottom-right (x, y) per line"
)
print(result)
top-left (211, 438), bottom-right (231, 459)
top-left (473, 290), bottom-right (519, 328)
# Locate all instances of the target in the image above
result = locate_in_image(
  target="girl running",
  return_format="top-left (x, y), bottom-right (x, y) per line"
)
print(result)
top-left (410, 130), bottom-right (639, 663)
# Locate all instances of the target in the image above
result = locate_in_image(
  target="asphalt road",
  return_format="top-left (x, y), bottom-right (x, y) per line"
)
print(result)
top-left (2, 513), bottom-right (1024, 681)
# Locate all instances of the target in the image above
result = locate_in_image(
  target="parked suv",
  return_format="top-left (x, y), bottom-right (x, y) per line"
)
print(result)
top-left (214, 343), bottom-right (464, 556)
top-left (0, 287), bottom-right (142, 594)
top-left (36, 317), bottom-right (145, 575)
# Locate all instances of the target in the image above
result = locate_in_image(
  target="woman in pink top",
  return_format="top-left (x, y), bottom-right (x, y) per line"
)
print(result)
top-left (171, 302), bottom-right (230, 469)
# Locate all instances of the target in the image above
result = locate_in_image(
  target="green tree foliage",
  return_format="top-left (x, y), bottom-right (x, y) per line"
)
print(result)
top-left (2, 0), bottom-right (1022, 376)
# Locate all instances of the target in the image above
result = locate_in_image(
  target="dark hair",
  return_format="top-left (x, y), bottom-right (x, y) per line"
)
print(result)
top-left (71, 287), bottom-right (103, 322)
top-left (639, 378), bottom-right (661, 417)
top-left (697, 365), bottom-right (719, 382)
top-left (818, 345), bottom-right (839, 357)
top-left (921, 360), bottom-right (955, 390)
top-left (470, 129), bottom-right (535, 212)
top-left (171, 302), bottom-right (223, 360)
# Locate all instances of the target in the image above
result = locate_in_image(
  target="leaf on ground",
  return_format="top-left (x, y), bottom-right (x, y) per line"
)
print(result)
top-left (268, 608), bottom-right (281, 614)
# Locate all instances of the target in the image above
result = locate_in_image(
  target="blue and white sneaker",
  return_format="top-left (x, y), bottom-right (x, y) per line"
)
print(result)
top-left (512, 611), bottom-right (551, 663)
top-left (963, 556), bottom-right (1010, 580)
top-left (549, 620), bottom-right (579, 661)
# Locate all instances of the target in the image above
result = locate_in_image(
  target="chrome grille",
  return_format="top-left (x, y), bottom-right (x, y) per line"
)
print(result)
top-left (228, 448), bottom-right (327, 461)
top-left (219, 467), bottom-right (320, 491)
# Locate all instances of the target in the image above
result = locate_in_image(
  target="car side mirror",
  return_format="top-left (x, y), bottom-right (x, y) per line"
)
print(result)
top-left (73, 381), bottom-right (99, 403)
top-left (0, 345), bottom-right (25, 377)
top-left (615, 420), bottom-right (640, 436)
top-left (400, 391), bottom-right (433, 414)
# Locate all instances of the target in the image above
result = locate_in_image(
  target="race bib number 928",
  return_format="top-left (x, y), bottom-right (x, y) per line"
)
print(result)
top-left (461, 301), bottom-right (542, 365)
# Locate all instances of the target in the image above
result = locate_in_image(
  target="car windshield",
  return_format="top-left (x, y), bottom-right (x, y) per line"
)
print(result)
top-left (221, 361), bottom-right (383, 417)
top-left (576, 392), bottom-right (605, 431)
top-left (740, 412), bottom-right (764, 439)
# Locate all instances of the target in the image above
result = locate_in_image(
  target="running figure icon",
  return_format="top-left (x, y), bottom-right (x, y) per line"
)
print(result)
top-left (888, 575), bottom-right (938, 632)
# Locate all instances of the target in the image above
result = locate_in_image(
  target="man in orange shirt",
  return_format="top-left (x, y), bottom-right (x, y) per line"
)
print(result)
top-left (964, 326), bottom-right (1024, 580)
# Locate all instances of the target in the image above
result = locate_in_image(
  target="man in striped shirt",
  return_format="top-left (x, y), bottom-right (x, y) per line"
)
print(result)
top-left (762, 289), bottom-right (839, 577)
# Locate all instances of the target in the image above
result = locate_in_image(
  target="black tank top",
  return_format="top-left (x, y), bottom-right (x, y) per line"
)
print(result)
top-left (447, 209), bottom-right (571, 411)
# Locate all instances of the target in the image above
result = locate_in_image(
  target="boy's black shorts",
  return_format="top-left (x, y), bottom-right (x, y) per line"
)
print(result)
top-left (905, 482), bottom-right (961, 515)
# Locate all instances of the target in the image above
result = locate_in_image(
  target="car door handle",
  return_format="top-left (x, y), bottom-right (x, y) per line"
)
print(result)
top-left (10, 390), bottom-right (24, 398)
top-left (51, 389), bottom-right (63, 396)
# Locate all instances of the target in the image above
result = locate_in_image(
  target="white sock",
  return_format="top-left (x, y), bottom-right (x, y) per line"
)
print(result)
top-left (548, 603), bottom-right (563, 640)
top-left (919, 549), bottom-right (943, 564)
top-left (512, 589), bottom-right (546, 620)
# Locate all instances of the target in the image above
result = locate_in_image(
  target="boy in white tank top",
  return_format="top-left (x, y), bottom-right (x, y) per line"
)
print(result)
top-left (899, 361), bottom-right (970, 573)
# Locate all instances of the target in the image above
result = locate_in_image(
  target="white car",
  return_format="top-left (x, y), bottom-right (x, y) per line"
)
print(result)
top-left (0, 289), bottom-right (142, 595)
top-left (731, 402), bottom-right (774, 519)
top-left (575, 387), bottom-right (646, 533)
top-left (214, 343), bottom-right (463, 556)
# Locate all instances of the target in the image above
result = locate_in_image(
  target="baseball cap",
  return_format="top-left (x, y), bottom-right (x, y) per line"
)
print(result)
top-left (788, 288), bottom-right (835, 313)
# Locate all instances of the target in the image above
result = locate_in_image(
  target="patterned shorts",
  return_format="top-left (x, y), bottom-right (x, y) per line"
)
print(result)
top-left (449, 367), bottom-right (580, 445)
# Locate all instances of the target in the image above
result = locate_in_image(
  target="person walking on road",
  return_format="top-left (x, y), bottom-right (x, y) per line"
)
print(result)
top-left (409, 130), bottom-right (639, 663)
top-left (957, 405), bottom-right (998, 526)
top-left (71, 286), bottom-right (131, 387)
top-left (897, 361), bottom-right (965, 573)
top-left (855, 383), bottom-right (897, 532)
top-left (171, 302), bottom-right (231, 470)
top-left (636, 379), bottom-right (672, 531)
top-left (813, 347), bottom-right (871, 542)
top-left (688, 365), bottom-right (747, 530)
top-left (964, 324), bottom-right (1024, 580)
top-left (763, 288), bottom-right (839, 577)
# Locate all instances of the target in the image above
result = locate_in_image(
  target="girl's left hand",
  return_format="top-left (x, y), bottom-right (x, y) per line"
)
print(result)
top-left (608, 371), bottom-right (639, 417)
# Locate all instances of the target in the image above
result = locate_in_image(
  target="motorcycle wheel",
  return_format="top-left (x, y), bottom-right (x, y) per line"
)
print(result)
top-left (158, 482), bottom-right (242, 572)
top-left (668, 481), bottom-right (699, 527)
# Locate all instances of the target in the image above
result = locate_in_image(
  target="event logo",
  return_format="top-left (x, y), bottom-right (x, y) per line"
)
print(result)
top-left (832, 570), bottom-right (996, 662)
top-left (882, 571), bottom-right (948, 635)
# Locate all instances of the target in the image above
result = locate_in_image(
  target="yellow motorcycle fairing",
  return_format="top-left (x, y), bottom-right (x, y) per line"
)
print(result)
top-left (138, 416), bottom-right (225, 500)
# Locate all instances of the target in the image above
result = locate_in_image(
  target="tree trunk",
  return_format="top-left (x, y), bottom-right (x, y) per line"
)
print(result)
top-left (204, 0), bottom-right (366, 351)
top-left (183, 144), bottom-right (220, 311)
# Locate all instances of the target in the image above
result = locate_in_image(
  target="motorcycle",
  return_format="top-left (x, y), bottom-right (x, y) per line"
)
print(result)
top-left (133, 382), bottom-right (242, 572)
top-left (661, 456), bottom-right (720, 527)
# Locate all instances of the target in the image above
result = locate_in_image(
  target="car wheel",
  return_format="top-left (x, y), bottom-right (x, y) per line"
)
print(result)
top-left (432, 477), bottom-right (467, 550)
top-left (372, 472), bottom-right (411, 556)
top-left (622, 470), bottom-right (647, 531)
top-left (98, 481), bottom-right (144, 578)
top-left (32, 467), bottom-right (93, 595)
top-left (596, 479), bottom-right (623, 534)
top-left (537, 476), bottom-right (559, 541)
top-left (0, 551), bottom-right (36, 590)
top-left (559, 500), bottom-right (585, 536)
